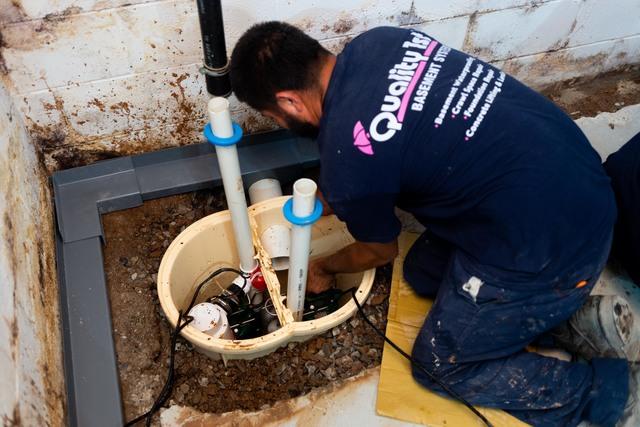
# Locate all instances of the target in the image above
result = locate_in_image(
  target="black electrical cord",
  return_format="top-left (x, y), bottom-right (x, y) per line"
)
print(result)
top-left (346, 287), bottom-right (494, 427)
top-left (125, 268), bottom-right (491, 426)
top-left (124, 267), bottom-right (248, 427)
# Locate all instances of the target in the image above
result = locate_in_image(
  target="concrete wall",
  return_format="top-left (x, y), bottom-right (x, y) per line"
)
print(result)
top-left (0, 0), bottom-right (638, 172)
top-left (0, 82), bottom-right (65, 426)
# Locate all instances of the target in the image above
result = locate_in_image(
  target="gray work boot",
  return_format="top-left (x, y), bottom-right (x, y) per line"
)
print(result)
top-left (553, 295), bottom-right (640, 362)
top-left (617, 363), bottom-right (640, 426)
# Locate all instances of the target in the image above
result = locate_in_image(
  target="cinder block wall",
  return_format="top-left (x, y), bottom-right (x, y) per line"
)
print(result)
top-left (0, 82), bottom-right (64, 426)
top-left (0, 0), bottom-right (638, 172)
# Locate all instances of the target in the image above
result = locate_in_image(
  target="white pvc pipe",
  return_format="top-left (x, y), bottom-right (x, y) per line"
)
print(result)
top-left (286, 178), bottom-right (317, 321)
top-left (208, 97), bottom-right (257, 273)
top-left (260, 224), bottom-right (290, 271)
top-left (249, 178), bottom-right (290, 270)
top-left (248, 178), bottom-right (283, 205)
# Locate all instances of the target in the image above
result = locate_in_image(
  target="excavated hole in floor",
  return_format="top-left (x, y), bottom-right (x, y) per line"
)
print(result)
top-left (101, 65), bottom-right (640, 423)
top-left (103, 186), bottom-right (392, 421)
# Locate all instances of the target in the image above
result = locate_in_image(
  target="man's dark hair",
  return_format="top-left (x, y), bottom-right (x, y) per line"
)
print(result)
top-left (230, 21), bottom-right (330, 111)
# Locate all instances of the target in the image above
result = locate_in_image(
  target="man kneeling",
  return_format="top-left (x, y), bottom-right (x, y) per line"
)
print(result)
top-left (229, 21), bottom-right (636, 426)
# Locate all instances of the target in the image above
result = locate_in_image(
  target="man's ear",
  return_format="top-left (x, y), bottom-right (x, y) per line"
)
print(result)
top-left (275, 90), bottom-right (305, 116)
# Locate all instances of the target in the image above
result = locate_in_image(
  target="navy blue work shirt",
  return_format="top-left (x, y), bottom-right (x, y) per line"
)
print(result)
top-left (318, 27), bottom-right (615, 283)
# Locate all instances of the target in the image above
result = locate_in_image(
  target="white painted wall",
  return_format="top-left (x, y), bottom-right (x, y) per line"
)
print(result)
top-left (0, 82), bottom-right (65, 426)
top-left (0, 0), bottom-right (638, 171)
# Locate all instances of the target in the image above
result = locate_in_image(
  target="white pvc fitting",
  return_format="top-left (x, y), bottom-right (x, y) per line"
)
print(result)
top-left (286, 178), bottom-right (317, 321)
top-left (248, 178), bottom-right (283, 205)
top-left (188, 302), bottom-right (234, 339)
top-left (208, 97), bottom-right (234, 137)
top-left (208, 97), bottom-right (257, 273)
top-left (292, 179), bottom-right (317, 217)
top-left (250, 178), bottom-right (289, 270)
top-left (260, 224), bottom-right (290, 271)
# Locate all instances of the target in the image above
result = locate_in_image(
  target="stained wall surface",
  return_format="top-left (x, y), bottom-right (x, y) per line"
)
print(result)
top-left (0, 82), bottom-right (65, 426)
top-left (0, 2), bottom-right (637, 425)
top-left (0, 0), bottom-right (638, 171)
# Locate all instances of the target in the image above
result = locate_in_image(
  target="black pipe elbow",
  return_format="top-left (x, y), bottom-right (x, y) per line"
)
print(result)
top-left (196, 0), bottom-right (232, 97)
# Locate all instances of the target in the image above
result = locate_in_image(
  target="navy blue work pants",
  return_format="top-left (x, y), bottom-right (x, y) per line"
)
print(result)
top-left (404, 232), bottom-right (628, 426)
top-left (604, 131), bottom-right (640, 285)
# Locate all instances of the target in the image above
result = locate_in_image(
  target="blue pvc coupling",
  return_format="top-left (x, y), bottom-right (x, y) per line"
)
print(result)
top-left (203, 122), bottom-right (243, 146)
top-left (283, 198), bottom-right (323, 226)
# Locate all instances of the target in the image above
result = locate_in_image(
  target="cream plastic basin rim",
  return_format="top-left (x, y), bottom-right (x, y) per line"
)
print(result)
top-left (157, 196), bottom-right (375, 359)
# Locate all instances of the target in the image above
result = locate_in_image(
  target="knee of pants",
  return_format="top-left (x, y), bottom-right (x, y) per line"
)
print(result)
top-left (410, 328), bottom-right (459, 387)
top-left (410, 361), bottom-right (437, 389)
top-left (403, 232), bottom-right (452, 297)
top-left (409, 346), bottom-right (439, 389)
top-left (403, 240), bottom-right (422, 281)
top-left (403, 260), bottom-right (440, 297)
top-left (410, 346), bottom-right (461, 391)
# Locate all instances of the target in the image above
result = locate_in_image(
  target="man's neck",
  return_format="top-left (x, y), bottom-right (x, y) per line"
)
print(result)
top-left (312, 54), bottom-right (337, 124)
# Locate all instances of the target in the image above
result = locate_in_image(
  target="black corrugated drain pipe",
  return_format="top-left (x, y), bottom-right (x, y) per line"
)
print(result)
top-left (196, 0), bottom-right (232, 97)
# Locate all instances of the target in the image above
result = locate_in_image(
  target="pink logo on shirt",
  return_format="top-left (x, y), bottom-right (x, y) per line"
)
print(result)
top-left (352, 32), bottom-right (440, 156)
top-left (353, 121), bottom-right (374, 156)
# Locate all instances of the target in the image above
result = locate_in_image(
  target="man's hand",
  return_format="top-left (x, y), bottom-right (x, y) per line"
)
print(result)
top-left (307, 258), bottom-right (335, 294)
top-left (305, 239), bottom-right (398, 295)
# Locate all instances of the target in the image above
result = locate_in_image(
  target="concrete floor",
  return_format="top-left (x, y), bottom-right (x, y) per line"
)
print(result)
top-left (576, 104), bottom-right (640, 161)
top-left (161, 368), bottom-right (421, 427)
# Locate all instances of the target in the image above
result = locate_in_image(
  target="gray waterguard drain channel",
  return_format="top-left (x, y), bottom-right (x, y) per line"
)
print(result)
top-left (53, 130), bottom-right (319, 427)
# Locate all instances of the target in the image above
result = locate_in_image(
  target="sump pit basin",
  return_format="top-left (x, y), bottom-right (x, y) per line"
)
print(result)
top-left (157, 196), bottom-right (376, 361)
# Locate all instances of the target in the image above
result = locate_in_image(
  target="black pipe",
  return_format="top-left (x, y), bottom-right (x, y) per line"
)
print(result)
top-left (196, 0), bottom-right (232, 97)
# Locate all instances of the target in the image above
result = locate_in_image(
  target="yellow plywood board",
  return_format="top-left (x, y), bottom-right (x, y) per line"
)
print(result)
top-left (376, 232), bottom-right (529, 427)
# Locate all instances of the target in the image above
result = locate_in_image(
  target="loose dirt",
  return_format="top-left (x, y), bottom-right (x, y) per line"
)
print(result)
top-left (102, 190), bottom-right (391, 423)
top-left (541, 64), bottom-right (640, 119)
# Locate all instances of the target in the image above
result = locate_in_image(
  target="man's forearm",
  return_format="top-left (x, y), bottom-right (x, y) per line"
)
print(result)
top-left (319, 240), bottom-right (398, 275)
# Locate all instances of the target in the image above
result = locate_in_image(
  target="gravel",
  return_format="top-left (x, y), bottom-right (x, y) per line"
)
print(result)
top-left (102, 189), bottom-right (392, 421)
